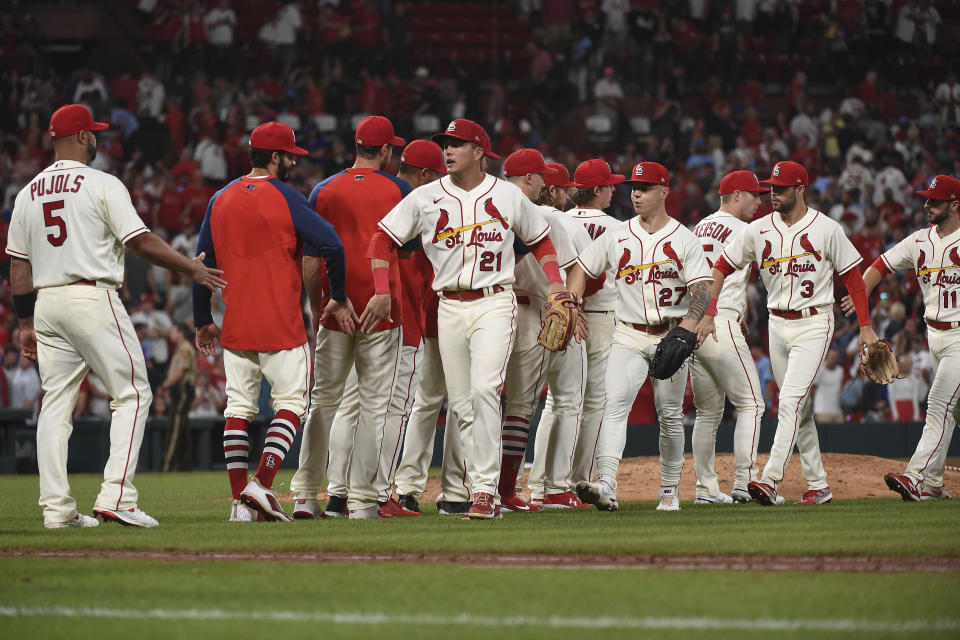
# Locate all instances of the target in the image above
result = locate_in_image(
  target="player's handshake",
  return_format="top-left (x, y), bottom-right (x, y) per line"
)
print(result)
top-left (191, 252), bottom-right (227, 291)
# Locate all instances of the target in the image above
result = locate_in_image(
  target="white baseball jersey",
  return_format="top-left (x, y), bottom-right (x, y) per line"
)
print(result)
top-left (378, 174), bottom-right (549, 291)
top-left (692, 210), bottom-right (749, 318)
top-left (720, 208), bottom-right (862, 312)
top-left (514, 205), bottom-right (581, 297)
top-left (6, 160), bottom-right (148, 288)
top-left (566, 208), bottom-right (622, 311)
top-left (879, 226), bottom-right (960, 323)
top-left (577, 217), bottom-right (712, 324)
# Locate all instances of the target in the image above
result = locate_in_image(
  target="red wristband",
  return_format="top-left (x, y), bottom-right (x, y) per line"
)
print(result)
top-left (542, 261), bottom-right (563, 285)
top-left (373, 267), bottom-right (390, 295)
top-left (706, 297), bottom-right (718, 317)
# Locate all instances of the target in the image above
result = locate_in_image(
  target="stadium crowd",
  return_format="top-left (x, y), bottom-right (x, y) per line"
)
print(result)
top-left (1, 0), bottom-right (959, 440)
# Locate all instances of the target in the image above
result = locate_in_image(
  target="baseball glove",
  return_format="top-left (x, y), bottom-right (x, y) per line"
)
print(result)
top-left (859, 339), bottom-right (900, 385)
top-left (650, 326), bottom-right (698, 379)
top-left (538, 292), bottom-right (580, 352)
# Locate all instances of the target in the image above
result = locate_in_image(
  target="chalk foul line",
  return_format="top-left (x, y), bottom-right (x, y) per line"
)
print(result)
top-left (0, 605), bottom-right (958, 633)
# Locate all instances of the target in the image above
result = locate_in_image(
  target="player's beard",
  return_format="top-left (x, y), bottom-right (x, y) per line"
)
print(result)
top-left (535, 185), bottom-right (550, 207)
top-left (929, 206), bottom-right (950, 226)
top-left (773, 190), bottom-right (795, 213)
top-left (276, 155), bottom-right (293, 182)
top-left (86, 136), bottom-right (97, 163)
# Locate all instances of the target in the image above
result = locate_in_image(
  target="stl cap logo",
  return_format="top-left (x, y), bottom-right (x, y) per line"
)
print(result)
top-left (357, 138), bottom-right (363, 144)
top-left (401, 154), bottom-right (406, 162)
top-left (930, 178), bottom-right (937, 189)
top-left (447, 121), bottom-right (456, 132)
top-left (635, 165), bottom-right (644, 176)
top-left (773, 164), bottom-right (781, 177)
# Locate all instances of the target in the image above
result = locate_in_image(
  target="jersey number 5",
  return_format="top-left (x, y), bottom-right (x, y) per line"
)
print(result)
top-left (44, 200), bottom-right (67, 247)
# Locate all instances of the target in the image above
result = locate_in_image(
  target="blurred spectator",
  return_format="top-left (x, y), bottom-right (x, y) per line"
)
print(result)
top-left (205, 0), bottom-right (236, 76)
top-left (2, 345), bottom-right (18, 407)
top-left (190, 370), bottom-right (226, 418)
top-left (750, 344), bottom-right (774, 409)
top-left (160, 324), bottom-right (196, 472)
top-left (131, 294), bottom-right (173, 377)
top-left (934, 72), bottom-right (960, 126)
top-left (11, 356), bottom-right (41, 422)
top-left (887, 354), bottom-right (923, 421)
top-left (85, 373), bottom-right (111, 418)
top-left (813, 348), bottom-right (845, 423)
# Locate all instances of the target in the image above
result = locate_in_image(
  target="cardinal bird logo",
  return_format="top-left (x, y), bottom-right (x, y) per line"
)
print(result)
top-left (917, 249), bottom-right (926, 271)
top-left (662, 241), bottom-right (683, 270)
top-left (761, 239), bottom-right (773, 265)
top-left (484, 198), bottom-right (509, 230)
top-left (799, 233), bottom-right (822, 262)
top-left (432, 208), bottom-right (450, 244)
top-left (616, 248), bottom-right (632, 279)
top-left (950, 248), bottom-right (960, 267)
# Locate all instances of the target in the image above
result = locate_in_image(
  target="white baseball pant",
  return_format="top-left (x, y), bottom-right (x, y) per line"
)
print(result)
top-left (438, 291), bottom-right (517, 496)
top-left (394, 337), bottom-right (469, 502)
top-left (760, 313), bottom-right (833, 490)
top-left (511, 299), bottom-right (586, 500)
top-left (325, 343), bottom-right (422, 501)
top-left (596, 323), bottom-right (688, 487)
top-left (290, 326), bottom-right (401, 510)
top-left (690, 316), bottom-right (764, 497)
top-left (902, 328), bottom-right (960, 489)
top-left (35, 285), bottom-right (153, 525)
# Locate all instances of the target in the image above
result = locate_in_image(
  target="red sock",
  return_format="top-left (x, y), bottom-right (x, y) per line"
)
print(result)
top-left (223, 417), bottom-right (250, 500)
top-left (498, 416), bottom-right (530, 496)
top-left (255, 409), bottom-right (299, 489)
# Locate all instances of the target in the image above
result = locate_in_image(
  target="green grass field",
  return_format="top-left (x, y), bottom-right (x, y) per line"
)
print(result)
top-left (1, 471), bottom-right (959, 638)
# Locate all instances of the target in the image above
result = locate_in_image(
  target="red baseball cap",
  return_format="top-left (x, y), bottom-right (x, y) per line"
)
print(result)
top-left (400, 139), bottom-right (446, 174)
top-left (249, 122), bottom-right (308, 155)
top-left (573, 159), bottom-right (625, 189)
top-left (718, 170), bottom-right (769, 195)
top-left (48, 104), bottom-right (109, 139)
top-left (761, 161), bottom-right (808, 187)
top-left (432, 118), bottom-right (501, 159)
top-left (355, 115), bottom-right (406, 147)
top-left (503, 148), bottom-right (558, 177)
top-left (625, 161), bottom-right (670, 187)
top-left (544, 162), bottom-right (576, 187)
top-left (916, 174), bottom-right (960, 201)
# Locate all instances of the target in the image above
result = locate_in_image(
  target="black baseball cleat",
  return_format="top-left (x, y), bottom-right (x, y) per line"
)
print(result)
top-left (437, 500), bottom-right (473, 515)
top-left (397, 494), bottom-right (420, 513)
top-left (324, 495), bottom-right (348, 518)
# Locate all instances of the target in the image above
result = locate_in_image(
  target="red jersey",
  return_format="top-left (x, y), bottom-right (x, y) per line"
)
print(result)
top-left (398, 250), bottom-right (433, 347)
top-left (307, 168), bottom-right (411, 333)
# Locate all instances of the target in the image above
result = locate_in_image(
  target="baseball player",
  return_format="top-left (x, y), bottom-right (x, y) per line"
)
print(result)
top-left (194, 121), bottom-right (353, 522)
top-left (689, 171), bottom-right (768, 504)
top-left (7, 104), bottom-right (225, 529)
top-left (707, 160), bottom-right (879, 506)
top-left (570, 162), bottom-right (713, 512)
top-left (496, 150), bottom-right (586, 511)
top-left (524, 161), bottom-right (597, 508)
top-left (531, 160), bottom-right (624, 506)
top-left (293, 138), bottom-right (446, 518)
top-left (844, 174), bottom-right (960, 501)
top-left (365, 118), bottom-right (565, 519)
top-left (289, 116), bottom-right (417, 520)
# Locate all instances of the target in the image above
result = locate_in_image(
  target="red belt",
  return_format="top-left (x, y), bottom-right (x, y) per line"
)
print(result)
top-left (625, 322), bottom-right (670, 335)
top-left (516, 295), bottom-right (531, 305)
top-left (71, 279), bottom-right (97, 286)
top-left (927, 319), bottom-right (960, 330)
top-left (770, 308), bottom-right (818, 319)
top-left (441, 285), bottom-right (505, 302)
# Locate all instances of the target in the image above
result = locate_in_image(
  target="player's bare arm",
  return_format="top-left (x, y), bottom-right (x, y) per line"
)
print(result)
top-left (359, 257), bottom-right (393, 333)
top-left (681, 281), bottom-right (711, 333)
top-left (696, 267), bottom-right (729, 346)
top-left (126, 232), bottom-right (227, 291)
top-left (10, 256), bottom-right (38, 361)
top-left (565, 264), bottom-right (590, 341)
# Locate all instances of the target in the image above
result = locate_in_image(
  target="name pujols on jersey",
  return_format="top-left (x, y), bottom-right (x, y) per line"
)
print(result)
top-left (29, 166), bottom-right (85, 200)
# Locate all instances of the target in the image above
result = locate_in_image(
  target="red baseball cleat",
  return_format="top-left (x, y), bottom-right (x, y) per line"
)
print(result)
top-left (501, 493), bottom-right (536, 512)
top-left (543, 491), bottom-right (588, 509)
top-left (794, 487), bottom-right (833, 505)
top-left (884, 472), bottom-right (921, 501)
top-left (747, 481), bottom-right (779, 506)
top-left (463, 492), bottom-right (496, 519)
top-left (378, 497), bottom-right (421, 518)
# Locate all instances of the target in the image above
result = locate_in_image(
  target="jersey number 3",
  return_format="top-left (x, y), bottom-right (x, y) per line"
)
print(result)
top-left (44, 200), bottom-right (67, 247)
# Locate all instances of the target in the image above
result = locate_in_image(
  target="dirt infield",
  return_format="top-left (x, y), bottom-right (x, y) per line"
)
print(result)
top-left (4, 549), bottom-right (957, 572)
top-left (422, 453), bottom-right (957, 502)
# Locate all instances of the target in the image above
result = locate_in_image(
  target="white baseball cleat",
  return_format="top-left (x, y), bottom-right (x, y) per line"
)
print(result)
top-left (45, 513), bottom-right (99, 529)
top-left (240, 477), bottom-right (292, 522)
top-left (656, 485), bottom-right (681, 511)
top-left (575, 474), bottom-right (619, 512)
top-left (293, 498), bottom-right (323, 520)
top-left (731, 485), bottom-right (752, 503)
top-left (93, 507), bottom-right (159, 528)
top-left (694, 492), bottom-right (733, 505)
top-left (348, 505), bottom-right (381, 520)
